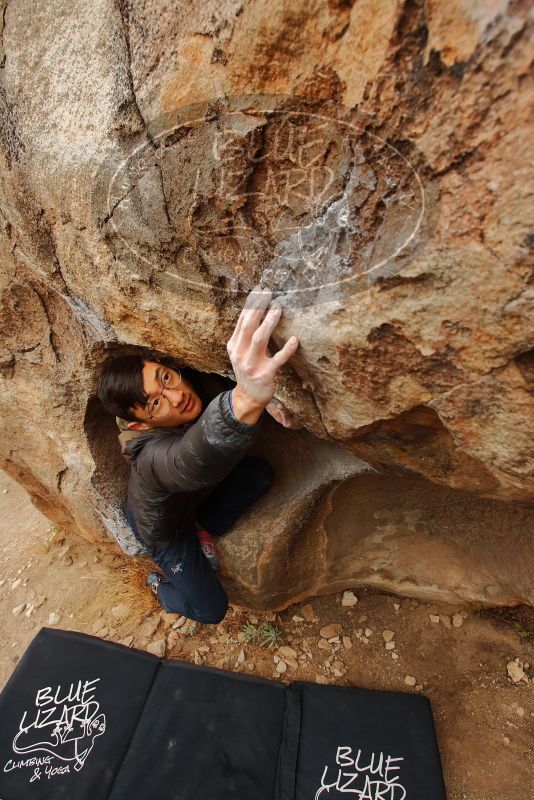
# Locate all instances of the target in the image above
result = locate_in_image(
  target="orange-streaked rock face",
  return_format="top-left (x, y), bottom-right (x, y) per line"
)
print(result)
top-left (1, 0), bottom-right (532, 609)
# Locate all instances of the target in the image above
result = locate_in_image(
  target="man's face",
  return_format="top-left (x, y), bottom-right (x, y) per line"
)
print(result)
top-left (126, 359), bottom-right (203, 430)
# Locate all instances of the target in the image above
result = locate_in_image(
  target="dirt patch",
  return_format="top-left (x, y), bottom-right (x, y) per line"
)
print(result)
top-left (0, 469), bottom-right (532, 799)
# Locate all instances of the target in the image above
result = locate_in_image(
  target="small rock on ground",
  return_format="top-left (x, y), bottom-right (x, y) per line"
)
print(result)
top-left (320, 623), bottom-right (342, 638)
top-left (147, 639), bottom-right (166, 657)
top-left (341, 591), bottom-right (358, 607)
top-left (507, 660), bottom-right (528, 684)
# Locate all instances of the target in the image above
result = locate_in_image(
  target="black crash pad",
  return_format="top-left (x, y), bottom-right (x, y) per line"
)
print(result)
top-left (0, 628), bottom-right (447, 799)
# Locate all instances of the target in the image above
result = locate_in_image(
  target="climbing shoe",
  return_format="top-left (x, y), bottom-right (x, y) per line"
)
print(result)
top-left (147, 571), bottom-right (163, 596)
top-left (196, 529), bottom-right (219, 571)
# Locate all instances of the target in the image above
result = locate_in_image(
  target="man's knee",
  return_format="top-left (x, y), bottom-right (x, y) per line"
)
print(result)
top-left (159, 593), bottom-right (228, 625)
top-left (192, 592), bottom-right (228, 625)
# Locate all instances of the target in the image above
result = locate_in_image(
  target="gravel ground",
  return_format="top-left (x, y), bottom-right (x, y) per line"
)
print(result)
top-left (0, 468), bottom-right (532, 799)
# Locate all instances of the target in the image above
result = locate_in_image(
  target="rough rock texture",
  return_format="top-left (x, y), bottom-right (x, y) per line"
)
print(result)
top-left (226, 428), bottom-right (534, 608)
top-left (0, 0), bottom-right (533, 608)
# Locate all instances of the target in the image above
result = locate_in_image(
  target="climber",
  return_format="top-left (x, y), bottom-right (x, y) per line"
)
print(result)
top-left (97, 285), bottom-right (302, 625)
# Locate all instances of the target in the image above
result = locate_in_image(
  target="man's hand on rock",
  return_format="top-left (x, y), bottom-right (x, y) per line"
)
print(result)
top-left (227, 285), bottom-right (299, 424)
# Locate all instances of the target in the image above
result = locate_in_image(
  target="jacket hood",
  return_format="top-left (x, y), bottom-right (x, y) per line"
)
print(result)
top-left (116, 416), bottom-right (195, 462)
top-left (116, 417), bottom-right (149, 460)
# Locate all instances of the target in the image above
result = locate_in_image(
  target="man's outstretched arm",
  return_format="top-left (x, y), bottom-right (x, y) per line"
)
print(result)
top-left (139, 389), bottom-right (263, 494)
top-left (139, 285), bottom-right (299, 493)
top-left (230, 383), bottom-right (265, 425)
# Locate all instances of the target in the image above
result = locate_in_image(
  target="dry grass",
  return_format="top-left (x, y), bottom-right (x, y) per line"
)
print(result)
top-left (82, 551), bottom-right (159, 639)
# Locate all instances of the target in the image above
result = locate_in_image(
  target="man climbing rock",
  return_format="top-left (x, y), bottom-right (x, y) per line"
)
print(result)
top-left (97, 286), bottom-right (301, 624)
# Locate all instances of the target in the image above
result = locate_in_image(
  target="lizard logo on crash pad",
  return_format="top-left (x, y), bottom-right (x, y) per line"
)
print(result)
top-left (5, 677), bottom-right (106, 783)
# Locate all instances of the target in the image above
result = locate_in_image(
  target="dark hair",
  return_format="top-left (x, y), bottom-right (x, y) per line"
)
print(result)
top-left (97, 354), bottom-right (149, 422)
top-left (97, 354), bottom-right (205, 422)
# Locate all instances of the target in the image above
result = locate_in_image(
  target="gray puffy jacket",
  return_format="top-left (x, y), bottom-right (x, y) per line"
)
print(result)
top-left (118, 374), bottom-right (264, 549)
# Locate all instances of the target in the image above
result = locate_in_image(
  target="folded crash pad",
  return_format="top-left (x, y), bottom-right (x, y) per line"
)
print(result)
top-left (0, 628), bottom-right (447, 799)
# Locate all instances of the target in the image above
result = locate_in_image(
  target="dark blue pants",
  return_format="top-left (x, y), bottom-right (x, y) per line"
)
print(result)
top-left (126, 455), bottom-right (273, 624)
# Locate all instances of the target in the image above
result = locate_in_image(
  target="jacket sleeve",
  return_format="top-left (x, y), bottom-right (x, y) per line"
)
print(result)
top-left (139, 390), bottom-right (265, 494)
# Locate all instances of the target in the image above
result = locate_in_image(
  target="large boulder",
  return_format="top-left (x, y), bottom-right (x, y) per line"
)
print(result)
top-left (0, 0), bottom-right (532, 608)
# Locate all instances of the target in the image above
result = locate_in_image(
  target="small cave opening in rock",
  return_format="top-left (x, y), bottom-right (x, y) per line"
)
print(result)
top-left (83, 346), bottom-right (238, 522)
top-left (85, 392), bottom-right (130, 513)
top-left (83, 344), bottom-right (376, 573)
top-left (515, 348), bottom-right (534, 389)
